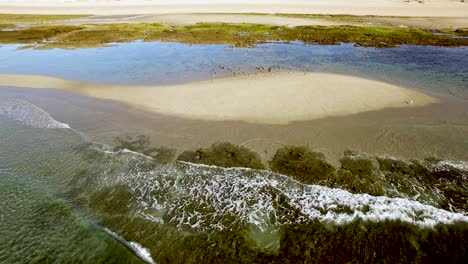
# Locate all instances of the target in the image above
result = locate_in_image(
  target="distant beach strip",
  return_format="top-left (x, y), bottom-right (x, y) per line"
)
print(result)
top-left (1, 0), bottom-right (468, 17)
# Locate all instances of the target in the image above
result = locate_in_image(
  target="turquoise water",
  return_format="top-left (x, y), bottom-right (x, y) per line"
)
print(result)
top-left (0, 42), bottom-right (467, 97)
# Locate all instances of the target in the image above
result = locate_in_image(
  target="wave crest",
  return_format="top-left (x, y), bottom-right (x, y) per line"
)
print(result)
top-left (0, 99), bottom-right (70, 129)
top-left (87, 147), bottom-right (468, 233)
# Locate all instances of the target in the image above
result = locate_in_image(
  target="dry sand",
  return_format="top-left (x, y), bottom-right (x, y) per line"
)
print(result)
top-left (0, 0), bottom-right (467, 17)
top-left (0, 72), bottom-right (438, 124)
top-left (57, 13), bottom-right (468, 30)
top-left (62, 14), bottom-right (346, 27)
top-left (2, 86), bottom-right (467, 163)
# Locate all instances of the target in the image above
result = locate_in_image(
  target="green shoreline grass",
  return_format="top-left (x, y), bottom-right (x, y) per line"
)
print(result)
top-left (1, 22), bottom-right (467, 49)
top-left (440, 28), bottom-right (468, 37)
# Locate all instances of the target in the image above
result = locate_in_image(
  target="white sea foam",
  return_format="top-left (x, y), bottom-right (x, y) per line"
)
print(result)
top-left (129, 242), bottom-right (156, 264)
top-left (435, 160), bottom-right (468, 172)
top-left (96, 149), bottom-right (468, 233)
top-left (103, 228), bottom-right (156, 264)
top-left (0, 99), bottom-right (70, 129)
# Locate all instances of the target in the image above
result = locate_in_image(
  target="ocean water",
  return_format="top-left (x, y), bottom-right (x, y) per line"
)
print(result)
top-left (1, 98), bottom-right (467, 263)
top-left (0, 42), bottom-right (468, 262)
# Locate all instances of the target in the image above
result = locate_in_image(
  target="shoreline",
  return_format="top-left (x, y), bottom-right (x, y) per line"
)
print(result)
top-left (1, 0), bottom-right (468, 17)
top-left (2, 85), bottom-right (467, 163)
top-left (0, 72), bottom-right (438, 124)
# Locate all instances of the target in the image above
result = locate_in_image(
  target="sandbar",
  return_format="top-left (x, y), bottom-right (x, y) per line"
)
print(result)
top-left (0, 72), bottom-right (438, 124)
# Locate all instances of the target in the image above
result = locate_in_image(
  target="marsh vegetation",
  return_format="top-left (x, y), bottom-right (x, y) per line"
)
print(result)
top-left (1, 22), bottom-right (467, 49)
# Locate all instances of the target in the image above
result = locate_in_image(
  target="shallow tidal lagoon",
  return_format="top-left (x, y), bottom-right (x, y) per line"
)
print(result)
top-left (0, 42), bottom-right (467, 97)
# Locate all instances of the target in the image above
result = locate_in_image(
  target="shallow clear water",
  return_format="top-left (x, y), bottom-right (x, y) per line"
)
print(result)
top-left (0, 98), bottom-right (161, 262)
top-left (0, 42), bottom-right (467, 97)
top-left (1, 42), bottom-right (468, 262)
top-left (1, 98), bottom-right (467, 263)
top-left (0, 171), bottom-right (146, 263)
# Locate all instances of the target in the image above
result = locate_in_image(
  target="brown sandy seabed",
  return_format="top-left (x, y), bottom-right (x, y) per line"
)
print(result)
top-left (1, 86), bottom-right (467, 164)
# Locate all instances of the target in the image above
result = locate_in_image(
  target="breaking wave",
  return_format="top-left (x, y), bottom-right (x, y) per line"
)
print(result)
top-left (0, 99), bottom-right (70, 129)
top-left (90, 146), bottom-right (468, 233)
top-left (103, 227), bottom-right (156, 264)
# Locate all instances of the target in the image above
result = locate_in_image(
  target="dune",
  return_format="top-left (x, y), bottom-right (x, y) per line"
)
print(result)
top-left (0, 0), bottom-right (467, 17)
top-left (0, 72), bottom-right (438, 124)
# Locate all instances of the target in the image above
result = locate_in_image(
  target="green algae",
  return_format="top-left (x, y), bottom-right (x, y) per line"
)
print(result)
top-left (0, 23), bottom-right (13, 29)
top-left (89, 185), bottom-right (135, 216)
top-left (440, 28), bottom-right (468, 37)
top-left (276, 219), bottom-right (468, 264)
top-left (1, 22), bottom-right (467, 49)
top-left (264, 144), bottom-right (466, 213)
top-left (178, 142), bottom-right (265, 170)
top-left (76, 172), bottom-right (468, 264)
top-left (339, 152), bottom-right (378, 176)
top-left (0, 25), bottom-right (83, 44)
top-left (247, 224), bottom-right (281, 252)
top-left (55, 138), bottom-right (468, 263)
top-left (454, 28), bottom-right (468, 36)
top-left (109, 135), bottom-right (467, 214)
top-left (269, 146), bottom-right (336, 184)
top-left (275, 13), bottom-right (381, 23)
top-left (82, 188), bottom-right (468, 264)
top-left (114, 135), bottom-right (176, 164)
top-left (377, 156), bottom-right (416, 176)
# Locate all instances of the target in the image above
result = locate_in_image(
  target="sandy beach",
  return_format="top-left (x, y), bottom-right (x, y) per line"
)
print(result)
top-left (0, 0), bottom-right (467, 17)
top-left (0, 72), bottom-right (438, 124)
top-left (61, 13), bottom-right (346, 27)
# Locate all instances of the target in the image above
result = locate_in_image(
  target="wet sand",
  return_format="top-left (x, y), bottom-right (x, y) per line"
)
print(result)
top-left (0, 72), bottom-right (438, 124)
top-left (1, 86), bottom-right (467, 164)
top-left (1, 0), bottom-right (468, 17)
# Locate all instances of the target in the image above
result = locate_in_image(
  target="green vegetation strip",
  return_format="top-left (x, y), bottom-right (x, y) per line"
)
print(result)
top-left (0, 23), bottom-right (14, 29)
top-left (1, 23), bottom-right (467, 49)
top-left (440, 28), bottom-right (468, 37)
top-left (454, 28), bottom-right (468, 36)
